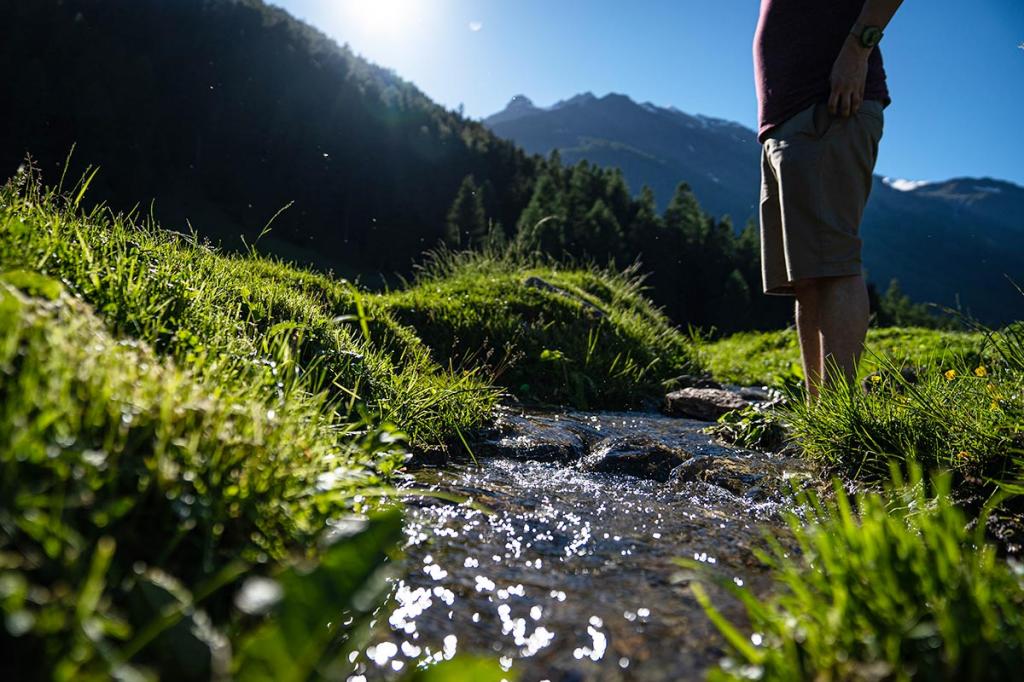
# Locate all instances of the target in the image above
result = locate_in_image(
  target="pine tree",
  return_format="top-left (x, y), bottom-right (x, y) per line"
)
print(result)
top-left (712, 268), bottom-right (753, 332)
top-left (625, 185), bottom-right (663, 263)
top-left (445, 175), bottom-right (488, 248)
top-left (580, 199), bottom-right (624, 261)
top-left (515, 172), bottom-right (565, 256)
top-left (663, 182), bottom-right (706, 245)
top-left (482, 220), bottom-right (508, 252)
top-left (604, 168), bottom-right (633, 226)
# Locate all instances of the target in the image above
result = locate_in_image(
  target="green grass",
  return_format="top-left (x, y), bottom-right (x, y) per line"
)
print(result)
top-left (785, 353), bottom-right (1024, 483)
top-left (705, 316), bottom-right (1024, 490)
top-left (0, 168), bottom-right (498, 446)
top-left (0, 170), bottom-right (449, 677)
top-left (686, 468), bottom-right (1024, 682)
top-left (699, 316), bottom-right (1024, 682)
top-left (0, 275), bottom-right (409, 678)
top-left (702, 327), bottom-right (986, 389)
top-left (375, 248), bottom-right (701, 408)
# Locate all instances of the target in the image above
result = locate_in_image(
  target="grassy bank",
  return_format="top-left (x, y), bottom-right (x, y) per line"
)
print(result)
top-left (0, 169), bottom-right (501, 448)
top-left (375, 248), bottom-right (701, 408)
top-left (702, 326), bottom-right (985, 389)
top-left (0, 277), bottom-right (410, 679)
top-left (698, 318), bottom-right (1024, 680)
top-left (689, 469), bottom-right (1024, 681)
top-left (705, 322), bottom-right (1024, 485)
top-left (0, 171), bottom-right (464, 679)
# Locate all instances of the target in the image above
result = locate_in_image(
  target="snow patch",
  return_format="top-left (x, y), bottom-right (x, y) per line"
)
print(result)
top-left (883, 177), bottom-right (932, 192)
top-left (696, 114), bottom-right (739, 129)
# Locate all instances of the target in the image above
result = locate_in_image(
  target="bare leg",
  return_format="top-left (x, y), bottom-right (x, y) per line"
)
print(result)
top-left (818, 274), bottom-right (870, 388)
top-left (793, 280), bottom-right (823, 400)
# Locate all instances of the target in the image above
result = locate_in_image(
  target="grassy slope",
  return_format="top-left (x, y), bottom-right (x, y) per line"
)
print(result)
top-left (375, 250), bottom-right (700, 409)
top-left (0, 172), bottom-right (471, 677)
top-left (0, 170), bottom-right (499, 446)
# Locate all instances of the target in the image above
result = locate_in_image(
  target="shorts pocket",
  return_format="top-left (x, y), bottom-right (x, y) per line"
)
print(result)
top-left (857, 101), bottom-right (885, 126)
top-left (812, 102), bottom-right (837, 139)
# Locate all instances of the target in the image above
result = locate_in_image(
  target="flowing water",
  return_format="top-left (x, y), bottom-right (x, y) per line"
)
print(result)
top-left (355, 407), bottom-right (812, 681)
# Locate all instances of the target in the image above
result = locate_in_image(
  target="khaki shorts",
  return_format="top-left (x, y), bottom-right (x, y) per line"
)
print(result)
top-left (759, 100), bottom-right (884, 295)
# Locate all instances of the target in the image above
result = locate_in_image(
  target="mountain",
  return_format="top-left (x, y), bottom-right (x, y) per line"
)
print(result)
top-left (0, 0), bottom-right (537, 276)
top-left (486, 92), bottom-right (759, 223)
top-left (485, 94), bottom-right (1024, 324)
top-left (862, 176), bottom-right (1024, 325)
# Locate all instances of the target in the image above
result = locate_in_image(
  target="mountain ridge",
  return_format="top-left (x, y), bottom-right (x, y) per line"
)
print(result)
top-left (486, 92), bottom-right (1024, 203)
top-left (484, 92), bottom-right (1024, 324)
top-left (485, 91), bottom-right (761, 223)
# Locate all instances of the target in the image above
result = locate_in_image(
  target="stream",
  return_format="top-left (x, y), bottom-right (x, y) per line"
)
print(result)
top-left (356, 406), bottom-right (812, 681)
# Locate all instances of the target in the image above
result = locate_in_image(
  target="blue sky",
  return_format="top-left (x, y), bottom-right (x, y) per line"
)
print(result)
top-left (273, 1), bottom-right (1024, 186)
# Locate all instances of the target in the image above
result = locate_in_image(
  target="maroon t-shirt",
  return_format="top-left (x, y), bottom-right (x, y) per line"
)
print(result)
top-left (754, 0), bottom-right (890, 142)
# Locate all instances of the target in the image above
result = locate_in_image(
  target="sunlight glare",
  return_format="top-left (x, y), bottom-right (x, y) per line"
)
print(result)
top-left (344, 0), bottom-right (424, 38)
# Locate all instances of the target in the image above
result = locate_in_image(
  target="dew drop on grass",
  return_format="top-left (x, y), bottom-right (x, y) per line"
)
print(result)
top-left (235, 576), bottom-right (283, 615)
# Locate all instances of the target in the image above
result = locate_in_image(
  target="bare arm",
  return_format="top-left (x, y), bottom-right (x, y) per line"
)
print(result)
top-left (829, 0), bottom-right (905, 117)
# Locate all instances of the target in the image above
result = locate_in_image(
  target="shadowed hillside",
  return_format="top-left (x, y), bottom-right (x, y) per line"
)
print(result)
top-left (0, 0), bottom-right (537, 276)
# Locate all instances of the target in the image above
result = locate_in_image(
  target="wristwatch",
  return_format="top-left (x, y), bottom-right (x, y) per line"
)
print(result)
top-left (851, 23), bottom-right (884, 49)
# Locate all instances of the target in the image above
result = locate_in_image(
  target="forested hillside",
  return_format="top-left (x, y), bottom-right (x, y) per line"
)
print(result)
top-left (0, 0), bottom-right (537, 274)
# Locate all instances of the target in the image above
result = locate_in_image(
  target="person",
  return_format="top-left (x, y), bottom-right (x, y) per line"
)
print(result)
top-left (754, 0), bottom-right (904, 398)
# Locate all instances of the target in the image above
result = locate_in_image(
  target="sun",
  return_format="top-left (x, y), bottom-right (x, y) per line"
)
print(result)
top-left (344, 0), bottom-right (424, 38)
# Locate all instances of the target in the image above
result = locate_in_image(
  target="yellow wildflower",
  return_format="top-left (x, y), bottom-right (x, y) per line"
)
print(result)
top-left (957, 450), bottom-right (971, 460)
top-left (944, 369), bottom-right (957, 381)
top-left (869, 374), bottom-right (881, 384)
top-left (974, 366), bottom-right (988, 377)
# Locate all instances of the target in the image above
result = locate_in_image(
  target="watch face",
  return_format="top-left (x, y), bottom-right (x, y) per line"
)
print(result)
top-left (863, 26), bottom-right (883, 48)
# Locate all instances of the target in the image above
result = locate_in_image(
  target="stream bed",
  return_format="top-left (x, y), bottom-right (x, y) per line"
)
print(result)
top-left (356, 407), bottom-right (812, 681)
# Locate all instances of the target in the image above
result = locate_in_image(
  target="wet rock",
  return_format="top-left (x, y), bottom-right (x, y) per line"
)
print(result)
top-left (472, 410), bottom-right (587, 463)
top-left (670, 455), bottom-right (766, 497)
top-left (664, 387), bottom-right (749, 421)
top-left (476, 432), bottom-right (586, 463)
top-left (670, 452), bottom-right (813, 501)
top-left (663, 373), bottom-right (723, 392)
top-left (737, 386), bottom-right (780, 404)
top-left (578, 436), bottom-right (693, 481)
